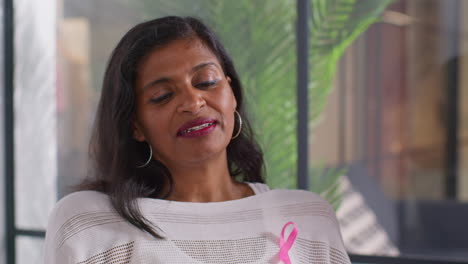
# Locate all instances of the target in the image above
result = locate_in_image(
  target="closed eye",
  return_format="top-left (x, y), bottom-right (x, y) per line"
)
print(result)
top-left (195, 79), bottom-right (220, 89)
top-left (150, 92), bottom-right (173, 104)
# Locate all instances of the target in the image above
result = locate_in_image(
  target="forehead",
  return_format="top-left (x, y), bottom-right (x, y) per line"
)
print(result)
top-left (138, 37), bottom-right (221, 77)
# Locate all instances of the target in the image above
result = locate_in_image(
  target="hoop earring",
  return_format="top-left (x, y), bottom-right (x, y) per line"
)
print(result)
top-left (137, 142), bottom-right (153, 168)
top-left (231, 110), bottom-right (242, 139)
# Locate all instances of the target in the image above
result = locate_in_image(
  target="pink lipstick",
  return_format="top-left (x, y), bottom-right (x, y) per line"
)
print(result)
top-left (177, 118), bottom-right (218, 138)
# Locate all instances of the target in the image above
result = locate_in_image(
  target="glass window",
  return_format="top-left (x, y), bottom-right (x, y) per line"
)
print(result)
top-left (310, 0), bottom-right (468, 262)
top-left (14, 0), bottom-right (57, 231)
top-left (16, 236), bottom-right (43, 264)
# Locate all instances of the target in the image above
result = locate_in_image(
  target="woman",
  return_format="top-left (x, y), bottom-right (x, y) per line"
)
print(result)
top-left (45, 16), bottom-right (351, 264)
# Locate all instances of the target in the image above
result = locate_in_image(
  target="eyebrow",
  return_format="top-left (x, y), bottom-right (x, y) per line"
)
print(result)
top-left (142, 77), bottom-right (170, 91)
top-left (191, 62), bottom-right (218, 73)
top-left (142, 62), bottom-right (220, 91)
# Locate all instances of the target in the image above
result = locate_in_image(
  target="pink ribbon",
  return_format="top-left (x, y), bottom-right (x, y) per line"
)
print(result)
top-left (279, 221), bottom-right (298, 264)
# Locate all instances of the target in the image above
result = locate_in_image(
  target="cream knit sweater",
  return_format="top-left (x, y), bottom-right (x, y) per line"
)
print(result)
top-left (44, 183), bottom-right (350, 264)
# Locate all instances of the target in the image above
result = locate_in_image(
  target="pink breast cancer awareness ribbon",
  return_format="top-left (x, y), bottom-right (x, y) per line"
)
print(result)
top-left (279, 221), bottom-right (298, 264)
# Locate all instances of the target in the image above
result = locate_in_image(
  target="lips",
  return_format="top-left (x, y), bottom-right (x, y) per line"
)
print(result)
top-left (177, 118), bottom-right (218, 137)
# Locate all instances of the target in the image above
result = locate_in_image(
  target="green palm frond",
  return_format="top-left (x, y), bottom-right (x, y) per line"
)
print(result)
top-left (308, 0), bottom-right (393, 125)
top-left (309, 165), bottom-right (345, 210)
top-left (307, 0), bottom-right (393, 207)
top-left (205, 0), bottom-right (298, 189)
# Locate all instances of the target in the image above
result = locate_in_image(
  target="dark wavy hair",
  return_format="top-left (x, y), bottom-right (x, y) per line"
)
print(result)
top-left (81, 16), bottom-right (264, 238)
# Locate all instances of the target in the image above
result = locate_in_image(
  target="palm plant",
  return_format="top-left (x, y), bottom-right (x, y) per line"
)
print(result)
top-left (308, 0), bottom-right (392, 125)
top-left (307, 0), bottom-right (393, 209)
top-left (126, 0), bottom-right (393, 207)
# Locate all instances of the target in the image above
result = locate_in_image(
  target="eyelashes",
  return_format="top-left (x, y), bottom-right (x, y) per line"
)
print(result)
top-left (150, 92), bottom-right (173, 104)
top-left (195, 79), bottom-right (220, 89)
top-left (149, 79), bottom-right (220, 104)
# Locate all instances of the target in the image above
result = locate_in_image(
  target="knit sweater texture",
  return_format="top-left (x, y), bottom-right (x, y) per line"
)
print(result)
top-left (44, 183), bottom-right (351, 264)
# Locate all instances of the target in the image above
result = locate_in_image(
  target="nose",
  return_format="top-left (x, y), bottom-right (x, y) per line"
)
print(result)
top-left (176, 86), bottom-right (206, 114)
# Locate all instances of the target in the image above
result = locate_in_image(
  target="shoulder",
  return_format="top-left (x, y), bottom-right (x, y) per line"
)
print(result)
top-left (273, 188), bottom-right (324, 199)
top-left (44, 191), bottom-right (115, 247)
top-left (49, 191), bottom-right (112, 221)
top-left (258, 188), bottom-right (338, 222)
top-left (56, 190), bottom-right (109, 206)
top-left (247, 183), bottom-right (333, 211)
top-left (265, 188), bottom-right (330, 205)
top-left (248, 182), bottom-right (327, 204)
top-left (246, 182), bottom-right (271, 194)
top-left (46, 190), bottom-right (114, 229)
top-left (248, 182), bottom-right (326, 203)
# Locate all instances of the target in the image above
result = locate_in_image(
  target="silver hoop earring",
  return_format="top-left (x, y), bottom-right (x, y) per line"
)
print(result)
top-left (231, 110), bottom-right (242, 139)
top-left (137, 142), bottom-right (153, 168)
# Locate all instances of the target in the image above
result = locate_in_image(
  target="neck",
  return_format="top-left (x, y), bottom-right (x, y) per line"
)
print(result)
top-left (160, 154), bottom-right (253, 202)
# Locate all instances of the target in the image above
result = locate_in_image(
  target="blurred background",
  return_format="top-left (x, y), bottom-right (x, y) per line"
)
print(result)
top-left (1, 0), bottom-right (468, 263)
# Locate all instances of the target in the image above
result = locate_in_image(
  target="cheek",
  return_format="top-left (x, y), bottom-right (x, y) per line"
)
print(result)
top-left (219, 86), bottom-right (237, 110)
top-left (142, 116), bottom-right (171, 158)
top-left (136, 107), bottom-right (168, 139)
top-left (214, 90), bottom-right (236, 123)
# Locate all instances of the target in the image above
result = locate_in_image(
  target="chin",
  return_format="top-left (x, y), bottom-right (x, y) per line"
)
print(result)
top-left (181, 146), bottom-right (227, 164)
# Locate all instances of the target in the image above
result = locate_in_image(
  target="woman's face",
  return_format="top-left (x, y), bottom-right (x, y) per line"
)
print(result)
top-left (133, 37), bottom-right (237, 168)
